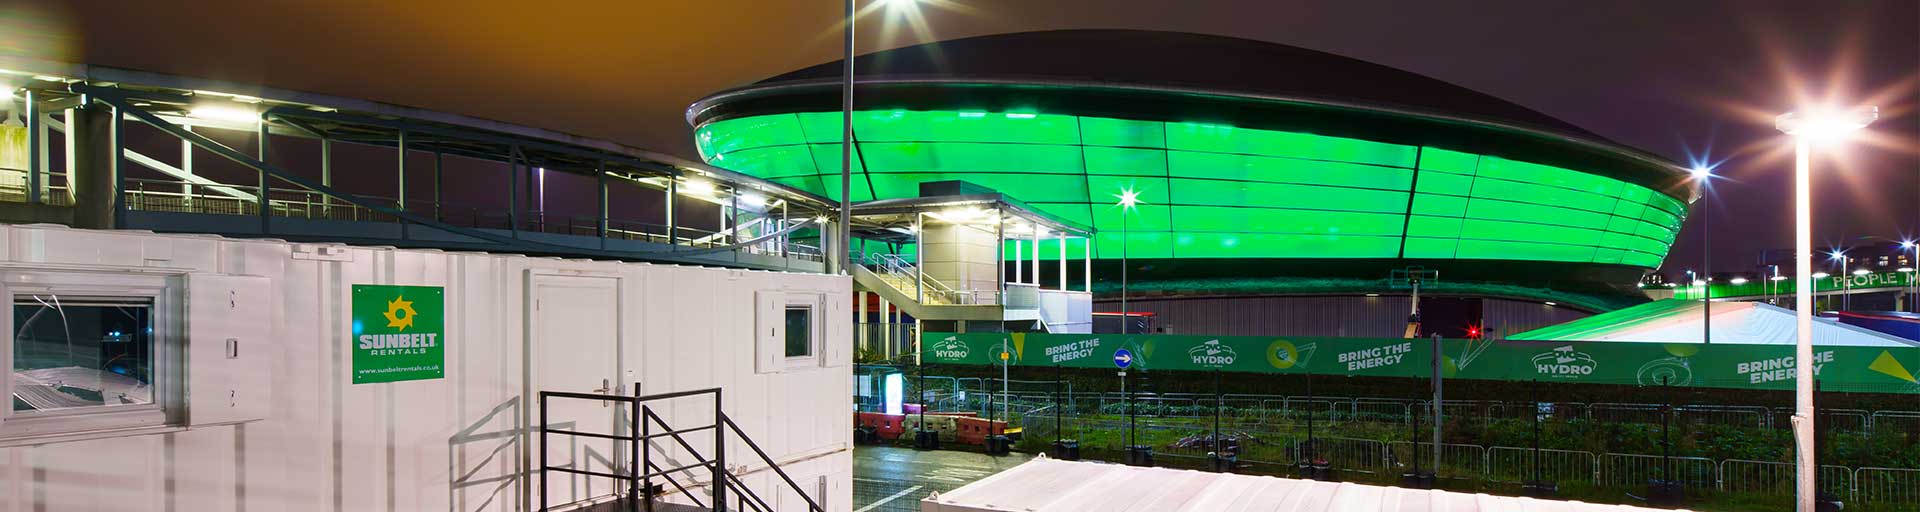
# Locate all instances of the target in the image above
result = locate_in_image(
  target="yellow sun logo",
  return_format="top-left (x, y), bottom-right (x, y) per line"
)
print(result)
top-left (383, 296), bottom-right (417, 331)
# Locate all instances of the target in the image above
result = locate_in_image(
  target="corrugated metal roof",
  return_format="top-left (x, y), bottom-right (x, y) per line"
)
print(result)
top-left (922, 458), bottom-right (1682, 512)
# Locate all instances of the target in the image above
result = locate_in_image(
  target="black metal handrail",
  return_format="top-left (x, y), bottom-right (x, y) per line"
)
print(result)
top-left (537, 385), bottom-right (823, 512)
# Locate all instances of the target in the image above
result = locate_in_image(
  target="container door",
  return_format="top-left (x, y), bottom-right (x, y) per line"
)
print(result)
top-left (531, 274), bottom-right (622, 509)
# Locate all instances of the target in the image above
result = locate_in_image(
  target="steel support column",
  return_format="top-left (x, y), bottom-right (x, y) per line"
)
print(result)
top-left (256, 114), bottom-right (269, 231)
top-left (23, 89), bottom-right (38, 205)
top-left (508, 145), bottom-right (520, 239)
top-left (1059, 232), bottom-right (1068, 291)
top-left (667, 179), bottom-right (678, 247)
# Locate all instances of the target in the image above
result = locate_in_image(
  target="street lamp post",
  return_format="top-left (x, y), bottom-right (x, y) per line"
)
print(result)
top-left (838, 0), bottom-right (921, 274)
top-left (1117, 189), bottom-right (1139, 334)
top-left (1832, 252), bottom-right (1849, 311)
top-left (1778, 105), bottom-right (1877, 512)
top-left (1904, 240), bottom-right (1918, 312)
top-left (1693, 166), bottom-right (1713, 344)
top-left (838, 0), bottom-right (855, 275)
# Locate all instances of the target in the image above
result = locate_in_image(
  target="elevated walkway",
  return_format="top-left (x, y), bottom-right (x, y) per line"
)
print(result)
top-left (848, 186), bottom-right (1094, 332)
top-left (2, 64), bottom-right (837, 273)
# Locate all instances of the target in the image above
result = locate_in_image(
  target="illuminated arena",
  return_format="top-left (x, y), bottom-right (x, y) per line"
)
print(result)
top-left (689, 30), bottom-right (1697, 335)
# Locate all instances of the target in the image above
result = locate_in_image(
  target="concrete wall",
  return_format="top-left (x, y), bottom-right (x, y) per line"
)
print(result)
top-left (0, 224), bottom-right (853, 512)
top-left (920, 223), bottom-right (996, 295)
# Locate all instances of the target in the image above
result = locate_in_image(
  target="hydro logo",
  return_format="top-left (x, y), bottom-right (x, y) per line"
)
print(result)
top-left (1188, 339), bottom-right (1238, 367)
top-left (932, 336), bottom-right (972, 360)
top-left (1531, 346), bottom-right (1597, 377)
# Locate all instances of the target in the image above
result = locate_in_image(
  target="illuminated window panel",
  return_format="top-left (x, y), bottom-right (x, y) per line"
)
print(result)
top-left (714, 145), bottom-right (819, 179)
top-left (1170, 179), bottom-right (1410, 214)
top-left (1477, 157), bottom-right (1625, 197)
top-left (696, 110), bottom-right (1690, 269)
top-left (1407, 216), bottom-right (1464, 238)
top-left (1465, 199), bottom-right (1613, 231)
top-left (1172, 206), bottom-right (1407, 236)
top-left (1468, 178), bottom-right (1619, 215)
top-left (1176, 232), bottom-right (1403, 258)
top-left (1094, 232), bottom-right (1175, 259)
top-left (804, 144), bottom-right (866, 175)
top-left (1022, 237), bottom-right (1092, 260)
top-left (1087, 176), bottom-right (1172, 205)
top-left (1417, 148), bottom-right (1481, 175)
top-left (867, 173), bottom-right (1091, 203)
top-left (1414, 172), bottom-right (1476, 196)
top-left (1084, 147), bottom-right (1170, 176)
top-left (1456, 239), bottom-right (1599, 263)
top-left (1081, 117), bottom-right (1166, 148)
top-left (1170, 152), bottom-right (1414, 191)
top-left (1410, 194), bottom-right (1470, 217)
top-left (860, 142), bottom-right (1086, 174)
top-left (816, 173), bottom-right (878, 202)
top-left (854, 110), bottom-right (1082, 145)
top-left (1092, 204), bottom-right (1175, 232)
top-left (1403, 237), bottom-right (1461, 258)
top-left (696, 114), bottom-right (808, 156)
top-left (1459, 219), bottom-right (1607, 249)
top-left (1166, 123), bottom-right (1419, 167)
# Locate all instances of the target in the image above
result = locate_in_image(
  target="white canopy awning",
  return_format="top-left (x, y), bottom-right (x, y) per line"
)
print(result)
top-left (922, 457), bottom-right (1681, 512)
top-left (1509, 299), bottom-right (1919, 347)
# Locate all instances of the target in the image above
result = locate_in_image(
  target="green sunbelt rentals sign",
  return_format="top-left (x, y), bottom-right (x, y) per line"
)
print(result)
top-left (352, 285), bottom-right (446, 384)
top-left (921, 333), bottom-right (1920, 394)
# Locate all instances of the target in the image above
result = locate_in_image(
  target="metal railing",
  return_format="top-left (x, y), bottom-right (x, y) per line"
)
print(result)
top-left (916, 383), bottom-right (1920, 505)
top-left (538, 386), bottom-right (824, 512)
top-left (862, 253), bottom-right (999, 305)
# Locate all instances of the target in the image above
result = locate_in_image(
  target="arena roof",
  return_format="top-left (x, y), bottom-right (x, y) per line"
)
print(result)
top-left (756, 29), bottom-right (1600, 140)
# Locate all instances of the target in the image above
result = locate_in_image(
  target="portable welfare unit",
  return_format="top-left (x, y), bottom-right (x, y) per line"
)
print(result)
top-left (0, 224), bottom-right (853, 511)
top-left (921, 457), bottom-right (1685, 512)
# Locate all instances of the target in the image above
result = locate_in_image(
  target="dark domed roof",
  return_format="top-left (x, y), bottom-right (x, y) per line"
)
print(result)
top-left (758, 29), bottom-right (1602, 140)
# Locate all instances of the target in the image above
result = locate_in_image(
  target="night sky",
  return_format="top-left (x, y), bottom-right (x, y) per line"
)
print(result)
top-left (8, 0), bottom-right (1915, 276)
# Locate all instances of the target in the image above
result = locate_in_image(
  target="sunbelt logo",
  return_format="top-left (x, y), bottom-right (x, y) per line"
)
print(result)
top-left (1188, 339), bottom-right (1237, 367)
top-left (932, 336), bottom-right (971, 359)
top-left (1532, 346), bottom-right (1597, 377)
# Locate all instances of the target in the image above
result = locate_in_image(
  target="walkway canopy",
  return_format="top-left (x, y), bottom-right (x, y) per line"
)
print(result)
top-left (923, 457), bottom-right (1682, 512)
top-left (1510, 300), bottom-right (1920, 347)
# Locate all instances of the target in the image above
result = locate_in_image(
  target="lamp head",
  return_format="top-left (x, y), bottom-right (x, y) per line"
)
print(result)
top-left (1115, 189), bottom-right (1140, 209)
top-left (1776, 106), bottom-right (1878, 141)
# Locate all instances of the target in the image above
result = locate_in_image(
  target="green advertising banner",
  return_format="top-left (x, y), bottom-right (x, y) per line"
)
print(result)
top-left (352, 284), bottom-right (446, 384)
top-left (922, 332), bottom-right (1920, 394)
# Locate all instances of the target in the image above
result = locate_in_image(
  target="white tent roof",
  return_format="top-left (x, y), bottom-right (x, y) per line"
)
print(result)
top-left (921, 457), bottom-right (1680, 512)
top-left (1509, 300), bottom-right (1920, 347)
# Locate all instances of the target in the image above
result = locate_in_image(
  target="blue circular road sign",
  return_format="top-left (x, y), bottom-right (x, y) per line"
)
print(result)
top-left (1113, 348), bottom-right (1134, 369)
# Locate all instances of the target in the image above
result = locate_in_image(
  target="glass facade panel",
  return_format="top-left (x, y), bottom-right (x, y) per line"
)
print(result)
top-left (700, 110), bottom-right (1688, 268)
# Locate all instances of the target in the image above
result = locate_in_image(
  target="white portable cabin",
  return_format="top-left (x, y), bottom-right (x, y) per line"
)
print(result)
top-left (0, 224), bottom-right (853, 511)
top-left (923, 457), bottom-right (1683, 512)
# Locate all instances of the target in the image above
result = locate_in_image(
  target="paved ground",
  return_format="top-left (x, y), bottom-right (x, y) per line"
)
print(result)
top-left (851, 446), bottom-right (1032, 512)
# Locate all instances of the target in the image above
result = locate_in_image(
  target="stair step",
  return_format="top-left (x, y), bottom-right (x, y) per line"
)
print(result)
top-left (571, 498), bottom-right (711, 512)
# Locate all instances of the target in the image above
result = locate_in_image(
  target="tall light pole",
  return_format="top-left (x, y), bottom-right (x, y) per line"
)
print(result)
top-left (1117, 189), bottom-right (1139, 334)
top-left (1831, 251), bottom-right (1852, 311)
top-left (838, 0), bottom-right (855, 274)
top-left (1692, 166), bottom-right (1713, 344)
top-left (1777, 105), bottom-right (1877, 512)
top-left (1903, 240), bottom-right (1917, 312)
top-left (839, 0), bottom-right (922, 274)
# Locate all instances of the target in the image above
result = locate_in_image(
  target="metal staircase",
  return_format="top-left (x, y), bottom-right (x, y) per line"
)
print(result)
top-left (538, 386), bottom-right (825, 512)
top-left (852, 254), bottom-right (1010, 323)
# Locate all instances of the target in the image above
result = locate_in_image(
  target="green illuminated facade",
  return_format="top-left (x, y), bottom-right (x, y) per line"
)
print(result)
top-left (695, 110), bottom-right (1686, 268)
